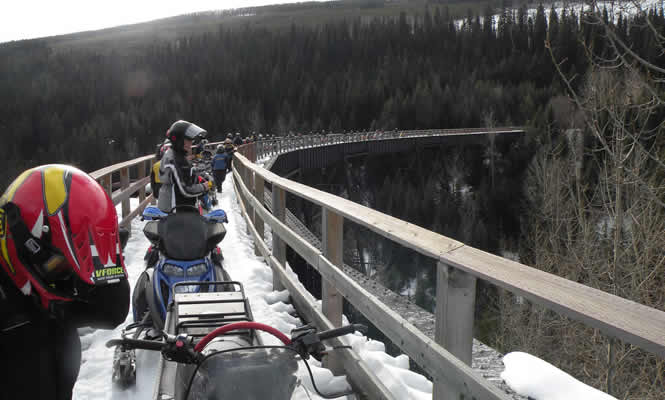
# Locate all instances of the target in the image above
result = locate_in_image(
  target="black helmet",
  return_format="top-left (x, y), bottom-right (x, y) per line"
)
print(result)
top-left (167, 120), bottom-right (206, 154)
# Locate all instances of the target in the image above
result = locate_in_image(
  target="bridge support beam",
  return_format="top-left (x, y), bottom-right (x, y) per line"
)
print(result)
top-left (253, 174), bottom-right (265, 257)
top-left (322, 208), bottom-right (344, 375)
top-left (271, 186), bottom-right (286, 291)
top-left (434, 262), bottom-right (477, 400)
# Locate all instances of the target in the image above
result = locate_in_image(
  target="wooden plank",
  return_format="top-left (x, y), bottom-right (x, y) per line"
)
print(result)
top-left (253, 173), bottom-right (264, 257)
top-left (246, 169), bottom-right (255, 236)
top-left (90, 154), bottom-right (154, 180)
top-left (441, 246), bottom-right (665, 359)
top-left (120, 167), bottom-right (130, 219)
top-left (435, 262), bottom-right (476, 365)
top-left (434, 262), bottom-right (477, 400)
top-left (119, 195), bottom-right (153, 228)
top-left (322, 208), bottom-right (344, 374)
top-left (316, 256), bottom-right (510, 400)
top-left (138, 160), bottom-right (147, 203)
top-left (111, 176), bottom-right (150, 205)
top-left (271, 186), bottom-right (287, 291)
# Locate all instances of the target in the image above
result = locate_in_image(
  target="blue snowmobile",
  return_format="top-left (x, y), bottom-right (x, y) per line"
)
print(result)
top-left (111, 205), bottom-right (231, 386)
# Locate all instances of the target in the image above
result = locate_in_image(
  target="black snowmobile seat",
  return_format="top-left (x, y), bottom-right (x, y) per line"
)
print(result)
top-left (157, 213), bottom-right (226, 260)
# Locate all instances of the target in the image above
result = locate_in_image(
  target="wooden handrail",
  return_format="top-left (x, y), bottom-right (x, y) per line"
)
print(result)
top-left (89, 154), bottom-right (156, 227)
top-left (233, 164), bottom-right (510, 399)
top-left (231, 130), bottom-right (665, 399)
top-left (89, 154), bottom-right (154, 180)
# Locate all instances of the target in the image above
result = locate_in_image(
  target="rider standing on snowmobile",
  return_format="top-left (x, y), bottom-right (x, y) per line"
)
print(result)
top-left (158, 120), bottom-right (212, 213)
top-left (151, 140), bottom-right (170, 200)
top-left (211, 143), bottom-right (232, 192)
top-left (0, 165), bottom-right (130, 400)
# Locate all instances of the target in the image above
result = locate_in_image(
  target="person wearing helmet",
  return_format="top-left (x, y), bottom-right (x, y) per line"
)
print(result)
top-left (158, 120), bottom-right (212, 213)
top-left (198, 138), bottom-right (209, 154)
top-left (211, 143), bottom-right (232, 193)
top-left (233, 132), bottom-right (243, 146)
top-left (151, 140), bottom-right (171, 200)
top-left (0, 165), bottom-right (130, 400)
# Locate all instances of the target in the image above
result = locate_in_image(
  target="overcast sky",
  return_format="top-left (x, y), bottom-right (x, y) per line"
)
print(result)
top-left (1, 0), bottom-right (330, 43)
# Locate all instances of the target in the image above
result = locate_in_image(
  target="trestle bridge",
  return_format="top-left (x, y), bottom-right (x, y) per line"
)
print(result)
top-left (90, 128), bottom-right (665, 400)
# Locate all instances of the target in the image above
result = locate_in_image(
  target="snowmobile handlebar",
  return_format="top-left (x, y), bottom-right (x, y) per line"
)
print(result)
top-left (289, 323), bottom-right (368, 361)
top-left (317, 324), bottom-right (368, 341)
top-left (106, 322), bottom-right (368, 364)
top-left (106, 337), bottom-right (165, 351)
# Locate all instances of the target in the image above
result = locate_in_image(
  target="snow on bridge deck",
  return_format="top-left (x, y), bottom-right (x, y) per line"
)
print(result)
top-left (73, 173), bottom-right (434, 400)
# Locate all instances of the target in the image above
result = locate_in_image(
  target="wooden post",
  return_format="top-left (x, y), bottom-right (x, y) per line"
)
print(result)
top-left (138, 161), bottom-right (147, 203)
top-left (434, 261), bottom-right (477, 400)
top-left (253, 173), bottom-right (264, 257)
top-left (246, 170), bottom-right (254, 236)
top-left (100, 174), bottom-right (112, 197)
top-left (234, 160), bottom-right (242, 206)
top-left (271, 186), bottom-right (287, 291)
top-left (120, 167), bottom-right (130, 219)
top-left (322, 208), bottom-right (344, 374)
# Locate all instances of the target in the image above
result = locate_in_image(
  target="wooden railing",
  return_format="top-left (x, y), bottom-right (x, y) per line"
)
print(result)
top-left (237, 127), bottom-right (525, 162)
top-left (89, 154), bottom-right (155, 227)
top-left (231, 133), bottom-right (665, 400)
top-left (89, 128), bottom-right (665, 399)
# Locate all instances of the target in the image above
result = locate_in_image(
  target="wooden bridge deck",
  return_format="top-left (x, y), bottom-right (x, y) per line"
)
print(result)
top-left (261, 186), bottom-right (523, 399)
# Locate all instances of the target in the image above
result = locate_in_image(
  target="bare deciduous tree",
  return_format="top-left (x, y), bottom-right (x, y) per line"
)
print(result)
top-left (499, 2), bottom-right (665, 398)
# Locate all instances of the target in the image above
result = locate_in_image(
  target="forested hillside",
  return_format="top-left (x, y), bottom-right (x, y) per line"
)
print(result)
top-left (1, 1), bottom-right (633, 188)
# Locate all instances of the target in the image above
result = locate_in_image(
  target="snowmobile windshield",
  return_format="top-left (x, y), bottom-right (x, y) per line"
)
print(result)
top-left (158, 213), bottom-right (226, 260)
top-left (180, 348), bottom-right (298, 400)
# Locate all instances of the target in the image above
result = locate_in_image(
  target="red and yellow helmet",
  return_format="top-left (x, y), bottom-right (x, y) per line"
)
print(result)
top-left (0, 165), bottom-right (127, 311)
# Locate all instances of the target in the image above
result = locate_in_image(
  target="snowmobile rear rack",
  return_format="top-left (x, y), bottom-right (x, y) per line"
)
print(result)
top-left (170, 281), bottom-right (256, 342)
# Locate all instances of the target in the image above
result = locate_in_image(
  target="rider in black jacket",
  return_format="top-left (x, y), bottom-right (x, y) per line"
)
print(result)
top-left (157, 120), bottom-right (212, 213)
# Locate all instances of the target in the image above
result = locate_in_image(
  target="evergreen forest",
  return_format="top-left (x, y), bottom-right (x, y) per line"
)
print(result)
top-left (2, 2), bottom-right (661, 188)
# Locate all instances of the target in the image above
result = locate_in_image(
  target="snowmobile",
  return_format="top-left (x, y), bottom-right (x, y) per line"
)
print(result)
top-left (134, 205), bottom-right (230, 330)
top-left (111, 204), bottom-right (232, 389)
top-left (107, 279), bottom-right (367, 399)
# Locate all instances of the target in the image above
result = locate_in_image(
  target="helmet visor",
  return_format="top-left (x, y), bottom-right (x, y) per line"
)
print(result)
top-left (184, 124), bottom-right (207, 140)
